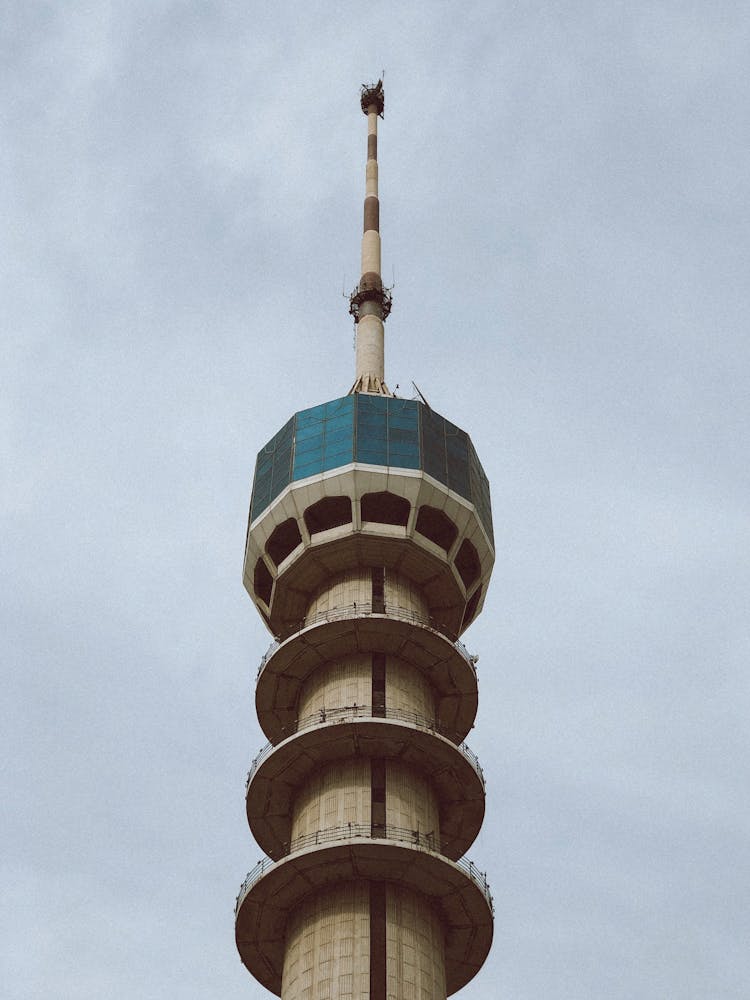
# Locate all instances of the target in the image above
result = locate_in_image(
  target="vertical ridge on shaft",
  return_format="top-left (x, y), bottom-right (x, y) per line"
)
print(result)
top-left (370, 882), bottom-right (387, 1000)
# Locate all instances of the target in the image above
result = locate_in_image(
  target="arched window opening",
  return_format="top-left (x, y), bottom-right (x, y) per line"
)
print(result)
top-left (361, 491), bottom-right (410, 527)
top-left (303, 496), bottom-right (353, 535)
top-left (415, 505), bottom-right (458, 553)
top-left (461, 585), bottom-right (482, 631)
top-left (455, 538), bottom-right (480, 588)
top-left (254, 558), bottom-right (273, 606)
top-left (266, 518), bottom-right (303, 567)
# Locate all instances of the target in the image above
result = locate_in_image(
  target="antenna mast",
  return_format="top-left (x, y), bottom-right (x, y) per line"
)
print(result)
top-left (349, 79), bottom-right (392, 396)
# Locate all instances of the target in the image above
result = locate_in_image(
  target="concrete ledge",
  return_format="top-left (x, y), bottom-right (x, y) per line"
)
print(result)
top-left (235, 837), bottom-right (493, 997)
top-left (246, 714), bottom-right (485, 861)
top-left (243, 466), bottom-right (495, 639)
top-left (255, 612), bottom-right (479, 743)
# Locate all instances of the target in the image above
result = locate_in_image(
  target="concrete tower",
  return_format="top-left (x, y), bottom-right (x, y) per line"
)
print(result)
top-left (235, 82), bottom-right (495, 1000)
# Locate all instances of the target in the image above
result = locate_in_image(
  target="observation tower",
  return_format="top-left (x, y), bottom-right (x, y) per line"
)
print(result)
top-left (235, 81), bottom-right (495, 1000)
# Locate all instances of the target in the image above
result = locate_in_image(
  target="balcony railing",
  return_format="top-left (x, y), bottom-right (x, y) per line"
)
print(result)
top-left (257, 601), bottom-right (477, 679)
top-left (245, 704), bottom-right (484, 789)
top-left (236, 823), bottom-right (493, 915)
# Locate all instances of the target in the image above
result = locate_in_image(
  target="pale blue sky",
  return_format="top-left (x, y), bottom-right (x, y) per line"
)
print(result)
top-left (3, 3), bottom-right (749, 998)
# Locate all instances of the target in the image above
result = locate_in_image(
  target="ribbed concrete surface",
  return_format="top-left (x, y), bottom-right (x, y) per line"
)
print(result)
top-left (246, 717), bottom-right (485, 861)
top-left (387, 883), bottom-right (447, 1000)
top-left (281, 882), bottom-right (370, 1000)
top-left (255, 616), bottom-right (478, 743)
top-left (235, 839), bottom-right (493, 997)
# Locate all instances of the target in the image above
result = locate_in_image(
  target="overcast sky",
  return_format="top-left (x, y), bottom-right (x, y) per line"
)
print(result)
top-left (3, 3), bottom-right (749, 999)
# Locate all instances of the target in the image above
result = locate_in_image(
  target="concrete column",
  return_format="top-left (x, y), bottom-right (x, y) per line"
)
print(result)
top-left (298, 655), bottom-right (372, 718)
top-left (290, 758), bottom-right (371, 841)
top-left (386, 762), bottom-right (441, 840)
top-left (361, 230), bottom-right (381, 277)
top-left (281, 881), bottom-right (370, 1000)
top-left (355, 313), bottom-right (385, 385)
top-left (387, 884), bottom-right (447, 1000)
top-left (282, 559), bottom-right (450, 999)
top-left (385, 660), bottom-right (436, 722)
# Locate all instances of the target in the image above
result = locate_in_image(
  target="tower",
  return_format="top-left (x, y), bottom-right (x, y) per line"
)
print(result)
top-left (235, 82), bottom-right (495, 1000)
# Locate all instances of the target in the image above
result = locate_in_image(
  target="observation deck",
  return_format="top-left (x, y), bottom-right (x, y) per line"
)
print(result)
top-left (235, 828), bottom-right (493, 997)
top-left (244, 394), bottom-right (494, 640)
top-left (245, 705), bottom-right (486, 861)
top-left (254, 600), bottom-right (479, 743)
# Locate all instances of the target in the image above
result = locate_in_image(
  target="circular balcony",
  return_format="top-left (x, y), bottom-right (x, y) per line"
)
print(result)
top-left (235, 824), bottom-right (493, 997)
top-left (255, 602), bottom-right (479, 743)
top-left (245, 705), bottom-right (486, 861)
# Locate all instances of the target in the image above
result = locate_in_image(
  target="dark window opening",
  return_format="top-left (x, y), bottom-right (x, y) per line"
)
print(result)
top-left (371, 568), bottom-right (385, 615)
top-left (461, 585), bottom-right (482, 631)
top-left (371, 759), bottom-right (386, 835)
top-left (253, 558), bottom-right (273, 606)
top-left (370, 883), bottom-right (387, 1000)
top-left (361, 491), bottom-right (410, 527)
top-left (372, 651), bottom-right (386, 716)
top-left (415, 505), bottom-right (458, 553)
top-left (303, 495), bottom-right (352, 535)
top-left (455, 538), bottom-right (481, 588)
top-left (265, 517), bottom-right (303, 567)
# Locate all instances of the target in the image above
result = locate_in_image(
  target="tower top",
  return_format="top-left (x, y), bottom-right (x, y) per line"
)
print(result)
top-left (360, 79), bottom-right (384, 117)
top-left (349, 80), bottom-right (392, 396)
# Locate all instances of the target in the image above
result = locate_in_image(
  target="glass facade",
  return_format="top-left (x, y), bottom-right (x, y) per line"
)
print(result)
top-left (293, 396), bottom-right (355, 480)
top-left (250, 395), bottom-right (493, 543)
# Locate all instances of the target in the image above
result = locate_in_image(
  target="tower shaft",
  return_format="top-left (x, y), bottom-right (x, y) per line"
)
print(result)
top-left (236, 84), bottom-right (495, 1000)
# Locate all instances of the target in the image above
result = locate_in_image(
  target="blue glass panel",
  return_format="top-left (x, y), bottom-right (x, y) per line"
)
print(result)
top-left (388, 443), bottom-right (419, 459)
top-left (292, 462), bottom-right (322, 481)
top-left (321, 453), bottom-right (351, 472)
top-left (250, 415), bottom-right (295, 521)
top-left (325, 409), bottom-right (351, 425)
top-left (294, 434), bottom-right (323, 454)
top-left (468, 437), bottom-right (494, 544)
top-left (325, 448), bottom-right (354, 464)
top-left (357, 394), bottom-right (385, 410)
top-left (444, 421), bottom-right (470, 497)
top-left (295, 402), bottom-right (326, 427)
top-left (294, 422), bottom-right (325, 443)
top-left (357, 448), bottom-right (388, 466)
top-left (250, 396), bottom-right (492, 541)
top-left (292, 397), bottom-right (354, 480)
top-left (325, 431), bottom-right (354, 452)
top-left (325, 426), bottom-right (353, 446)
top-left (388, 428), bottom-right (415, 444)
top-left (420, 408), bottom-right (447, 486)
top-left (325, 402), bottom-right (353, 468)
top-left (324, 397), bottom-right (355, 419)
top-left (387, 398), bottom-right (418, 421)
top-left (388, 416), bottom-right (417, 429)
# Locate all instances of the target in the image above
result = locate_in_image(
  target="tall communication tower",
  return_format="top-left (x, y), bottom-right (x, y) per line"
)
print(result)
top-left (235, 81), bottom-right (495, 1000)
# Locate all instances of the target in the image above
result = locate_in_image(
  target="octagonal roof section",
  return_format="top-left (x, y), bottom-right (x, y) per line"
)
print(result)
top-left (249, 395), bottom-right (493, 544)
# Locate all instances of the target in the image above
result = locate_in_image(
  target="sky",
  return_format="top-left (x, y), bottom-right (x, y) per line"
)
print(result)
top-left (3, 2), bottom-right (749, 998)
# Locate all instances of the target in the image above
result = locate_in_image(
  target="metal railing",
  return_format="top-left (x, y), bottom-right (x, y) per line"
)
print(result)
top-left (236, 823), bottom-right (493, 915)
top-left (245, 704), bottom-right (484, 789)
top-left (257, 601), bottom-right (477, 679)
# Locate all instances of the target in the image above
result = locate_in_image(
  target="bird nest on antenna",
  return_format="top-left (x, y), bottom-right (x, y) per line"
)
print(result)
top-left (348, 282), bottom-right (393, 322)
top-left (360, 80), bottom-right (385, 117)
